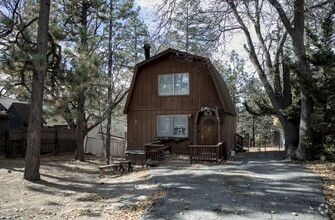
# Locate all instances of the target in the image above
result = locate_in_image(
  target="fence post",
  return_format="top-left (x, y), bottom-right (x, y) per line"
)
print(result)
top-left (20, 130), bottom-right (23, 157)
top-left (54, 129), bottom-right (59, 154)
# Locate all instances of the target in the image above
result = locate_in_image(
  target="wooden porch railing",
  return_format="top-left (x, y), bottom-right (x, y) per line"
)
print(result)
top-left (235, 133), bottom-right (244, 151)
top-left (145, 141), bottom-right (169, 161)
top-left (189, 142), bottom-right (225, 164)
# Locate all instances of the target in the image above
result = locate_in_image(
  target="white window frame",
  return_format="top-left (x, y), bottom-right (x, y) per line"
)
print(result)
top-left (157, 115), bottom-right (188, 138)
top-left (158, 73), bottom-right (189, 96)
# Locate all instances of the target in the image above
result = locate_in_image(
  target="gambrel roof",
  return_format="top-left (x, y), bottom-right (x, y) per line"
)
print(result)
top-left (123, 48), bottom-right (236, 116)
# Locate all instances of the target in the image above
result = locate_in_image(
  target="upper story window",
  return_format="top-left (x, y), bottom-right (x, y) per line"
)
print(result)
top-left (158, 73), bottom-right (189, 96)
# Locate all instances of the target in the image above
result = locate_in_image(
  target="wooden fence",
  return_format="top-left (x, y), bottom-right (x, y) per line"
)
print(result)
top-left (8, 127), bottom-right (76, 157)
top-left (189, 142), bottom-right (225, 164)
top-left (0, 137), bottom-right (6, 156)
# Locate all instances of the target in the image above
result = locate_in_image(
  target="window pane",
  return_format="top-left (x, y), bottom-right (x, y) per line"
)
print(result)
top-left (159, 75), bottom-right (173, 96)
top-left (173, 115), bottom-right (188, 137)
top-left (157, 115), bottom-right (188, 138)
top-left (174, 73), bottom-right (189, 95)
top-left (157, 116), bottom-right (172, 136)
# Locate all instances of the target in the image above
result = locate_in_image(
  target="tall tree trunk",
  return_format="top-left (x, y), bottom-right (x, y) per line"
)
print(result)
top-left (252, 116), bottom-right (255, 147)
top-left (75, 90), bottom-right (85, 161)
top-left (24, 0), bottom-right (50, 181)
top-left (228, 0), bottom-right (300, 159)
top-left (105, 1), bottom-right (114, 165)
top-left (105, 105), bottom-right (112, 164)
top-left (185, 0), bottom-right (189, 52)
top-left (291, 0), bottom-right (314, 160)
top-left (75, 0), bottom-right (88, 161)
top-left (268, 0), bottom-right (314, 160)
top-left (296, 74), bottom-right (314, 160)
top-left (293, 26), bottom-right (314, 160)
top-left (277, 113), bottom-right (299, 159)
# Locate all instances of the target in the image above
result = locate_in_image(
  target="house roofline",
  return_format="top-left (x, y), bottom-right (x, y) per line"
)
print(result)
top-left (123, 48), bottom-right (236, 116)
top-left (7, 102), bottom-right (47, 125)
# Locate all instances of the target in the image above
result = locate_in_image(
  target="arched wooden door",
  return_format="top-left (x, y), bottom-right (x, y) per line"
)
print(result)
top-left (200, 116), bottom-right (218, 145)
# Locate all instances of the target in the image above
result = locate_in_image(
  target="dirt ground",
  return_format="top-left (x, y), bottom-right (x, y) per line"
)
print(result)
top-left (0, 154), bottom-right (163, 220)
top-left (0, 149), bottom-right (334, 220)
top-left (305, 161), bottom-right (335, 219)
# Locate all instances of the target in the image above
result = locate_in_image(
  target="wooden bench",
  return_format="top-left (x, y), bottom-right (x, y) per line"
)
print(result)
top-left (98, 160), bottom-right (133, 178)
top-left (98, 164), bottom-right (122, 178)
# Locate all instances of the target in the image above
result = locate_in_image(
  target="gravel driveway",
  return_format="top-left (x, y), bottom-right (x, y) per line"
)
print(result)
top-left (141, 151), bottom-right (329, 220)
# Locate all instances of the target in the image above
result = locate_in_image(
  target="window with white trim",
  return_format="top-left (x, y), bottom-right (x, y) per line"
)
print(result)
top-left (157, 115), bottom-right (188, 138)
top-left (158, 73), bottom-right (189, 96)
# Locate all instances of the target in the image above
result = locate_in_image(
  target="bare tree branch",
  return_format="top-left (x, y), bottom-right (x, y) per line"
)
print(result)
top-left (228, 0), bottom-right (274, 95)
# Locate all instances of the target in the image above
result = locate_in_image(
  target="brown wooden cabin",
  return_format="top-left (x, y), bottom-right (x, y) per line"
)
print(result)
top-left (123, 48), bottom-right (237, 164)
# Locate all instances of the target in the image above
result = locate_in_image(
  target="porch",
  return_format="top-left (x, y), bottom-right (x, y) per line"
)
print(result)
top-left (189, 142), bottom-right (225, 164)
top-left (142, 140), bottom-right (226, 165)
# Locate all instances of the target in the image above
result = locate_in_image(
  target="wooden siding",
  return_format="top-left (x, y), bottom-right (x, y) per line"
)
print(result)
top-left (127, 55), bottom-right (234, 154)
top-left (129, 57), bottom-right (223, 110)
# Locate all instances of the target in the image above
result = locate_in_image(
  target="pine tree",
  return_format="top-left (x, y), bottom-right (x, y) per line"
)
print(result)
top-left (104, 0), bottom-right (148, 164)
top-left (24, 0), bottom-right (51, 181)
top-left (155, 0), bottom-right (217, 57)
top-left (307, 3), bottom-right (335, 160)
top-left (0, 0), bottom-right (60, 100)
top-left (48, 0), bottom-right (147, 161)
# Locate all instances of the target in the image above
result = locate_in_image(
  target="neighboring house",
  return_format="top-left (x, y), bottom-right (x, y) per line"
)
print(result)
top-left (45, 114), bottom-right (69, 127)
top-left (85, 117), bottom-right (127, 157)
top-left (0, 100), bottom-right (29, 156)
top-left (2, 102), bottom-right (50, 157)
top-left (124, 48), bottom-right (237, 161)
top-left (6, 102), bottom-right (46, 128)
top-left (7, 102), bottom-right (31, 128)
top-left (0, 103), bottom-right (6, 111)
top-left (0, 98), bottom-right (22, 110)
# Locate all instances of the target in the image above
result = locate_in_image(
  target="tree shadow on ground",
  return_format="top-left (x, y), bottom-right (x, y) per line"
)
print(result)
top-left (0, 151), bottom-right (329, 219)
top-left (0, 154), bottom-right (162, 219)
top-left (141, 151), bottom-right (328, 220)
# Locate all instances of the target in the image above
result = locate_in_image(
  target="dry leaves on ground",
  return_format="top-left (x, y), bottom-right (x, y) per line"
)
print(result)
top-left (305, 161), bottom-right (335, 219)
top-left (106, 190), bottom-right (167, 220)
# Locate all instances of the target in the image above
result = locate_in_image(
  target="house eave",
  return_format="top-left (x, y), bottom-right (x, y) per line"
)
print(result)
top-left (123, 48), bottom-right (237, 116)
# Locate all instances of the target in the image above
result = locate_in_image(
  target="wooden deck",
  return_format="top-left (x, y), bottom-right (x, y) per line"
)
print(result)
top-left (189, 142), bottom-right (225, 164)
